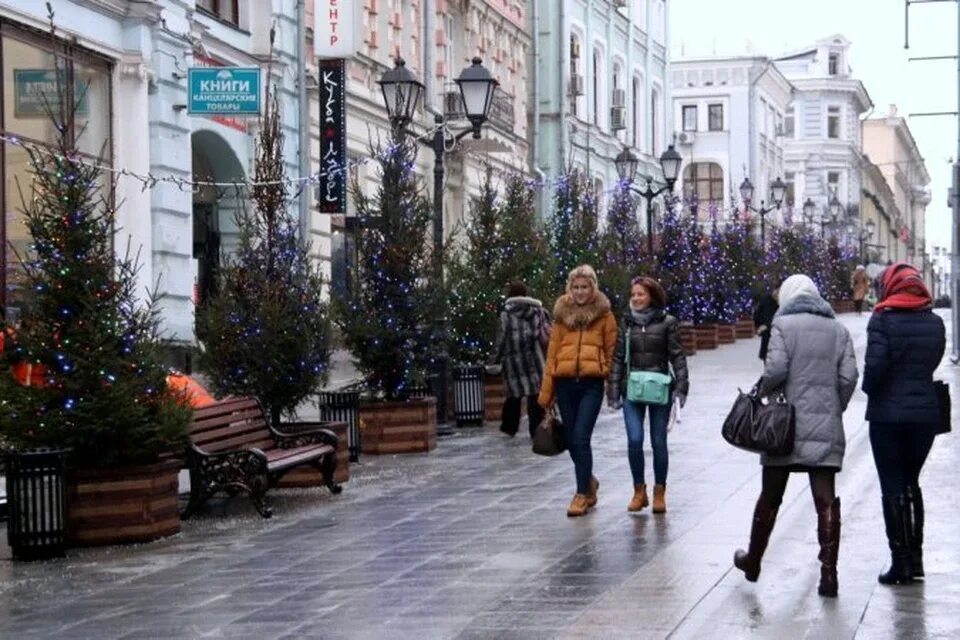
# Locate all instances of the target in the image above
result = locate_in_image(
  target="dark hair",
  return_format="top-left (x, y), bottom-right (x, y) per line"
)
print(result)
top-left (630, 276), bottom-right (667, 308)
top-left (507, 281), bottom-right (528, 298)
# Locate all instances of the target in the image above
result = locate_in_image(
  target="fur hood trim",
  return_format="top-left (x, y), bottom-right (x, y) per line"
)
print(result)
top-left (553, 291), bottom-right (612, 329)
top-left (505, 296), bottom-right (543, 309)
top-left (776, 294), bottom-right (835, 319)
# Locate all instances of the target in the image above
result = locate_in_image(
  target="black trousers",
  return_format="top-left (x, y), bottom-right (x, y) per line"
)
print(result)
top-left (854, 299), bottom-right (865, 314)
top-left (869, 421), bottom-right (935, 496)
top-left (501, 395), bottom-right (544, 439)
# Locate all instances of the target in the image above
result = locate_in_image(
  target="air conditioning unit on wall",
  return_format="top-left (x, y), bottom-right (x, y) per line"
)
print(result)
top-left (676, 131), bottom-right (696, 145)
top-left (613, 0), bottom-right (629, 8)
top-left (610, 106), bottom-right (627, 130)
top-left (611, 88), bottom-right (626, 108)
top-left (569, 73), bottom-right (585, 96)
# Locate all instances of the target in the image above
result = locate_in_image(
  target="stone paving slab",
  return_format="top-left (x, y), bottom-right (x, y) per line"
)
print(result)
top-left (1, 312), bottom-right (959, 639)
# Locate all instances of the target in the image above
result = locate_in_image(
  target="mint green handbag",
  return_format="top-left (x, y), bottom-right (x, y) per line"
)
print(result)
top-left (625, 326), bottom-right (672, 405)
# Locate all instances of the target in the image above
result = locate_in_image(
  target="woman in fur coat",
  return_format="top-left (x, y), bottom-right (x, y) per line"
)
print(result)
top-left (538, 265), bottom-right (618, 517)
top-left (492, 281), bottom-right (551, 439)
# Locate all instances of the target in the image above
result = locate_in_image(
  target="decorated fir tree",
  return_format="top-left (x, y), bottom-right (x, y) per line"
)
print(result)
top-left (334, 135), bottom-right (438, 400)
top-left (496, 173), bottom-right (555, 302)
top-left (703, 217), bottom-right (740, 324)
top-left (195, 86), bottom-right (330, 426)
top-left (599, 179), bottom-right (648, 316)
top-left (547, 168), bottom-right (600, 290)
top-left (0, 36), bottom-right (188, 467)
top-left (656, 197), bottom-right (698, 322)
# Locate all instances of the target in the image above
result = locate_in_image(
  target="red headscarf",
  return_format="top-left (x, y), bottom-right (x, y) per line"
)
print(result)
top-left (874, 262), bottom-right (932, 312)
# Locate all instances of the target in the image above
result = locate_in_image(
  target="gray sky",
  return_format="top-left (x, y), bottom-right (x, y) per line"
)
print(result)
top-left (670, 0), bottom-right (957, 256)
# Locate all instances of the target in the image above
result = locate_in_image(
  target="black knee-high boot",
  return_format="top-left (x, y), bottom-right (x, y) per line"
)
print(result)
top-left (733, 495), bottom-right (780, 582)
top-left (817, 497), bottom-right (841, 597)
top-left (878, 494), bottom-right (914, 585)
top-left (907, 485), bottom-right (924, 578)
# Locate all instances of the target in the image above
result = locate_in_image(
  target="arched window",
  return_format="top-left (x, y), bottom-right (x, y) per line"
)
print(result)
top-left (632, 76), bottom-right (641, 148)
top-left (650, 86), bottom-right (660, 155)
top-left (682, 163), bottom-right (724, 211)
top-left (593, 49), bottom-right (601, 126)
top-left (569, 33), bottom-right (582, 117)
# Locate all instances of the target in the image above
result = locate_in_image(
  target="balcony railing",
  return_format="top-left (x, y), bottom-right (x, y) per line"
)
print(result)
top-left (441, 83), bottom-right (515, 133)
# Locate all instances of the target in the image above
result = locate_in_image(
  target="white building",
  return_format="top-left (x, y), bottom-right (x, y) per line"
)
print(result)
top-left (0, 0), bottom-right (309, 369)
top-left (670, 56), bottom-right (793, 220)
top-left (774, 35), bottom-right (873, 227)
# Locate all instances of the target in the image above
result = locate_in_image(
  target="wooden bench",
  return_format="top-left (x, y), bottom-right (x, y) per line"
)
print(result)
top-left (184, 397), bottom-right (343, 519)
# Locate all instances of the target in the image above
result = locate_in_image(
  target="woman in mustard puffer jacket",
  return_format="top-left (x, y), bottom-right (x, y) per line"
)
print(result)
top-left (539, 264), bottom-right (618, 517)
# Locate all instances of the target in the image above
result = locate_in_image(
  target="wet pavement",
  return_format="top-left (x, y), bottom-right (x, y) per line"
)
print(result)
top-left (1, 312), bottom-right (958, 639)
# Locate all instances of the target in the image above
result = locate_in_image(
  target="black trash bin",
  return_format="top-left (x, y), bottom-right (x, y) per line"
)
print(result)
top-left (452, 365), bottom-right (485, 427)
top-left (5, 448), bottom-right (69, 561)
top-left (318, 391), bottom-right (361, 462)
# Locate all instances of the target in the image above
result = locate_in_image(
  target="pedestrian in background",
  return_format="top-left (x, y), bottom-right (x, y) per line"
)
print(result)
top-left (862, 262), bottom-right (945, 586)
top-left (733, 274), bottom-right (859, 598)
top-left (753, 287), bottom-right (779, 361)
top-left (852, 265), bottom-right (870, 315)
top-left (607, 276), bottom-right (688, 514)
top-left (491, 281), bottom-right (550, 439)
top-left (538, 265), bottom-right (617, 517)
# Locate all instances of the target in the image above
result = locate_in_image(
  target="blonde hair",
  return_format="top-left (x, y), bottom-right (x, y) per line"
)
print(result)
top-left (566, 264), bottom-right (598, 294)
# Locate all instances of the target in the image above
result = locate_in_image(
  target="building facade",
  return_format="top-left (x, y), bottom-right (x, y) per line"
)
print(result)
top-left (322, 0), bottom-right (532, 293)
top-left (862, 104), bottom-right (932, 272)
top-left (670, 56), bottom-right (793, 220)
top-left (533, 0), bottom-right (670, 217)
top-left (0, 0), bottom-right (307, 357)
top-left (861, 156), bottom-right (903, 263)
top-left (774, 35), bottom-right (872, 232)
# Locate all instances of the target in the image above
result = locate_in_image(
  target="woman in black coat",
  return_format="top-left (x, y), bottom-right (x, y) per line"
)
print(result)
top-left (863, 262), bottom-right (946, 585)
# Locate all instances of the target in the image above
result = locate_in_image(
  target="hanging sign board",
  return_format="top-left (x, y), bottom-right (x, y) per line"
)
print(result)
top-left (317, 59), bottom-right (347, 214)
top-left (187, 67), bottom-right (261, 116)
top-left (314, 0), bottom-right (362, 59)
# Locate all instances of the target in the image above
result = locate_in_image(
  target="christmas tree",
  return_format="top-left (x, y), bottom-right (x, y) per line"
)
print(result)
top-left (724, 215), bottom-right (762, 319)
top-left (496, 173), bottom-right (555, 302)
top-left (598, 179), bottom-right (648, 316)
top-left (195, 86), bottom-right (330, 426)
top-left (656, 197), bottom-right (698, 322)
top-left (703, 215), bottom-right (739, 324)
top-left (546, 168), bottom-right (600, 290)
top-left (334, 135), bottom-right (438, 400)
top-left (0, 24), bottom-right (189, 467)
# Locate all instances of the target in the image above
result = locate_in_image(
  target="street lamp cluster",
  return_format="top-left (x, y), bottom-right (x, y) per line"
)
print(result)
top-left (738, 176), bottom-right (787, 248)
top-left (802, 195), bottom-right (844, 236)
top-left (614, 145), bottom-right (683, 254)
top-left (377, 56), bottom-right (499, 428)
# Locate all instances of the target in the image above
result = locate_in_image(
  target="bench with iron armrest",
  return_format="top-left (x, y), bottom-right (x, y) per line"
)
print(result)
top-left (184, 397), bottom-right (343, 519)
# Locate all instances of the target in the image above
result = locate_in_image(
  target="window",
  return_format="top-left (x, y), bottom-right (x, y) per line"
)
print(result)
top-left (682, 162), bottom-right (724, 207)
top-left (632, 77), bottom-right (640, 147)
top-left (760, 98), bottom-right (768, 136)
top-left (569, 34), bottom-right (581, 117)
top-left (784, 172), bottom-right (796, 206)
top-left (650, 87), bottom-right (659, 155)
top-left (682, 105), bottom-right (697, 131)
top-left (827, 171), bottom-right (840, 190)
top-left (1, 24), bottom-right (113, 316)
top-left (784, 106), bottom-right (795, 137)
top-left (827, 106), bottom-right (841, 139)
top-left (197, 0), bottom-right (239, 26)
top-left (708, 104), bottom-right (723, 131)
top-left (828, 52), bottom-right (839, 76)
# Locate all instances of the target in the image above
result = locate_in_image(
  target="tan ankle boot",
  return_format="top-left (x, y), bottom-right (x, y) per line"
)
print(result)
top-left (653, 484), bottom-right (667, 513)
top-left (585, 476), bottom-right (599, 507)
top-left (628, 484), bottom-right (649, 512)
top-left (567, 493), bottom-right (592, 517)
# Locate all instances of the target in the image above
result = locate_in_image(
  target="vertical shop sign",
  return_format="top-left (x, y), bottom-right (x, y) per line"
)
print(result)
top-left (318, 59), bottom-right (346, 214)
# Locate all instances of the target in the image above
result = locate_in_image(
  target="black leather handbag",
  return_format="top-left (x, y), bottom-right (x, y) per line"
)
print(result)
top-left (934, 380), bottom-right (951, 435)
top-left (532, 408), bottom-right (566, 456)
top-left (722, 386), bottom-right (796, 456)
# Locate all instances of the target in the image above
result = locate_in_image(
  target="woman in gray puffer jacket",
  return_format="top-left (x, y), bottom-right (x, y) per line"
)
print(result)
top-left (733, 274), bottom-right (859, 599)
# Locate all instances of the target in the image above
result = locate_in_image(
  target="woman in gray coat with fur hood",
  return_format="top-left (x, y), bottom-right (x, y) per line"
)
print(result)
top-left (733, 274), bottom-right (859, 599)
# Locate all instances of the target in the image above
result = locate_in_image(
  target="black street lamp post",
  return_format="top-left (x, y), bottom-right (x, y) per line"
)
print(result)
top-left (848, 219), bottom-right (876, 262)
top-left (739, 176), bottom-right (786, 248)
top-left (803, 196), bottom-right (842, 237)
top-left (615, 145), bottom-right (683, 255)
top-left (378, 57), bottom-right (498, 429)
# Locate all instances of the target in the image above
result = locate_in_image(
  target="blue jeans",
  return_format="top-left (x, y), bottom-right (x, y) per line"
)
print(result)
top-left (623, 397), bottom-right (672, 486)
top-left (555, 378), bottom-right (605, 494)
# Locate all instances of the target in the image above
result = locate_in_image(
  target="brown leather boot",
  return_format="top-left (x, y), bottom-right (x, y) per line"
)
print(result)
top-left (653, 484), bottom-right (667, 513)
top-left (567, 493), bottom-right (592, 517)
top-left (817, 497), bottom-right (841, 598)
top-left (734, 496), bottom-right (780, 582)
top-left (585, 476), bottom-right (599, 507)
top-left (628, 484), bottom-right (649, 512)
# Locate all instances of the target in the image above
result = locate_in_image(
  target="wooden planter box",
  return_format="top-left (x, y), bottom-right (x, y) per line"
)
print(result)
top-left (67, 458), bottom-right (180, 547)
top-left (277, 421), bottom-right (351, 487)
top-left (678, 323), bottom-right (697, 357)
top-left (484, 372), bottom-right (510, 424)
top-left (360, 397), bottom-right (437, 454)
top-left (694, 324), bottom-right (719, 350)
top-left (831, 299), bottom-right (855, 314)
top-left (716, 323), bottom-right (736, 344)
top-left (735, 318), bottom-right (755, 339)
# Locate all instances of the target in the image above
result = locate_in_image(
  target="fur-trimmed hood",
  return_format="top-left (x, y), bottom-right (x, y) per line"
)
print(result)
top-left (776, 294), bottom-right (835, 319)
top-left (553, 291), bottom-right (612, 330)
top-left (504, 296), bottom-right (543, 320)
